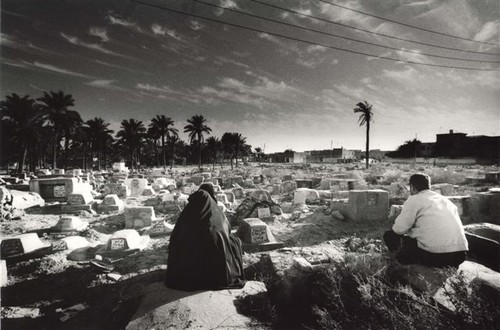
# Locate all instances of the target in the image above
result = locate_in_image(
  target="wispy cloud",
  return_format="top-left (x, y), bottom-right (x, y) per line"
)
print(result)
top-left (60, 32), bottom-right (130, 58)
top-left (107, 15), bottom-right (143, 32)
top-left (89, 27), bottom-right (109, 42)
top-left (474, 20), bottom-right (500, 42)
top-left (21, 61), bottom-right (93, 78)
top-left (86, 79), bottom-right (115, 87)
top-left (189, 19), bottom-right (204, 31)
top-left (0, 33), bottom-right (21, 47)
top-left (199, 75), bottom-right (305, 109)
top-left (135, 83), bottom-right (202, 103)
top-left (2, 60), bottom-right (28, 68)
top-left (151, 24), bottom-right (184, 41)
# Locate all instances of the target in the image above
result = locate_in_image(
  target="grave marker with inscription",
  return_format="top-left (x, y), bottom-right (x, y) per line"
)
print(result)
top-left (236, 218), bottom-right (284, 252)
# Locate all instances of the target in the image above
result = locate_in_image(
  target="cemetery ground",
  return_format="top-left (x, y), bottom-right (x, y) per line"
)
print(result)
top-left (1, 163), bottom-right (499, 329)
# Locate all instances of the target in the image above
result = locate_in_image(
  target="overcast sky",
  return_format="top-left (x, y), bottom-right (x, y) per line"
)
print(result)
top-left (1, 0), bottom-right (499, 153)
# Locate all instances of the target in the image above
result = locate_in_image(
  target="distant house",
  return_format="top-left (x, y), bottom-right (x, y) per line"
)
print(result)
top-left (305, 148), bottom-right (357, 163)
top-left (435, 130), bottom-right (500, 164)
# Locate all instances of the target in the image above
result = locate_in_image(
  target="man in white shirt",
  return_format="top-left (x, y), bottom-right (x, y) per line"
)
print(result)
top-left (384, 173), bottom-right (468, 268)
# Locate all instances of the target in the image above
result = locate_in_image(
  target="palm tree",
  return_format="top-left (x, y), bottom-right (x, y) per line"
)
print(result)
top-left (116, 119), bottom-right (146, 170)
top-left (149, 115), bottom-right (178, 170)
top-left (221, 132), bottom-right (247, 169)
top-left (184, 115), bottom-right (212, 169)
top-left (37, 91), bottom-right (80, 169)
top-left (205, 136), bottom-right (223, 170)
top-left (1, 93), bottom-right (46, 172)
top-left (85, 117), bottom-right (114, 170)
top-left (353, 101), bottom-right (374, 169)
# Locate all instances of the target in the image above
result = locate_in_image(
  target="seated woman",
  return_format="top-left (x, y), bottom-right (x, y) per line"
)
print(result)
top-left (165, 184), bottom-right (245, 291)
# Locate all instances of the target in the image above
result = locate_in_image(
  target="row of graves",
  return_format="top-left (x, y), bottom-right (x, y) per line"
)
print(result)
top-left (1, 167), bottom-right (499, 291)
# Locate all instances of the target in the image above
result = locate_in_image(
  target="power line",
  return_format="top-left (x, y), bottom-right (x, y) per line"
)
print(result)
top-left (317, 0), bottom-right (499, 46)
top-left (194, 0), bottom-right (499, 64)
top-left (130, 0), bottom-right (499, 71)
top-left (248, 0), bottom-right (500, 56)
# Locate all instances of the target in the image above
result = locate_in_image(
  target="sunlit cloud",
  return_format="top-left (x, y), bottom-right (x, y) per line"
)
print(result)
top-left (89, 27), bottom-right (109, 42)
top-left (21, 61), bottom-right (93, 78)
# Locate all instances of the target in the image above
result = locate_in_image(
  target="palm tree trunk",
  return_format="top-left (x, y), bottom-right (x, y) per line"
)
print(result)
top-left (170, 145), bottom-right (175, 169)
top-left (198, 139), bottom-right (202, 169)
top-left (162, 135), bottom-right (166, 170)
top-left (53, 140), bottom-right (58, 169)
top-left (64, 137), bottom-right (69, 170)
top-left (19, 145), bottom-right (28, 173)
top-left (365, 122), bottom-right (370, 169)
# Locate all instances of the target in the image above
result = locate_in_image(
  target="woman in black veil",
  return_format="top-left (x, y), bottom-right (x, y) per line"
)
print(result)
top-left (165, 183), bottom-right (245, 291)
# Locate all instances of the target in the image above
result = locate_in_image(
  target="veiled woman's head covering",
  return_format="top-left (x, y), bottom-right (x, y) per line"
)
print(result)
top-left (198, 183), bottom-right (216, 201)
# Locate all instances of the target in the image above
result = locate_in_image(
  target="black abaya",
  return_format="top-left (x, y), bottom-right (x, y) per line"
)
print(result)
top-left (165, 189), bottom-right (245, 291)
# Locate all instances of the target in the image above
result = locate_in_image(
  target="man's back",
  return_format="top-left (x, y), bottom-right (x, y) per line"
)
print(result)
top-left (393, 190), bottom-right (468, 253)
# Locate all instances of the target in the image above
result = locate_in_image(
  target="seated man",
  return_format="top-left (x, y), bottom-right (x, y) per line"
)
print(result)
top-left (165, 184), bottom-right (245, 291)
top-left (384, 173), bottom-right (468, 268)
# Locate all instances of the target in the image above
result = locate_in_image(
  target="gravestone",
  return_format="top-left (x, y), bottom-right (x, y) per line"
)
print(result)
top-left (229, 176), bottom-right (244, 187)
top-left (224, 191), bottom-right (235, 203)
top-left (124, 206), bottom-right (156, 229)
top-left (100, 229), bottom-right (150, 255)
top-left (282, 174), bottom-right (294, 181)
top-left (181, 185), bottom-right (193, 195)
top-left (51, 236), bottom-right (89, 252)
top-left (248, 189), bottom-right (272, 202)
top-left (281, 181), bottom-right (297, 193)
top-left (464, 223), bottom-right (500, 271)
top-left (485, 172), bottom-right (500, 184)
top-left (432, 183), bottom-right (455, 196)
top-left (142, 187), bottom-right (155, 196)
top-left (293, 188), bottom-right (320, 204)
top-left (51, 216), bottom-right (89, 232)
top-left (145, 220), bottom-right (174, 237)
top-left (0, 233), bottom-right (51, 259)
top-left (1, 260), bottom-right (7, 287)
top-left (104, 183), bottom-right (130, 198)
top-left (236, 218), bottom-right (284, 252)
top-left (447, 196), bottom-right (471, 219)
top-left (190, 175), bottom-right (204, 185)
top-left (98, 194), bottom-right (124, 213)
top-left (257, 207), bottom-right (271, 219)
top-left (232, 187), bottom-right (245, 199)
top-left (295, 179), bottom-right (313, 189)
top-left (389, 205), bottom-right (403, 220)
top-left (216, 193), bottom-right (229, 205)
top-left (268, 184), bottom-right (281, 195)
top-left (61, 192), bottom-right (94, 212)
top-left (345, 190), bottom-right (389, 221)
top-left (200, 172), bottom-right (212, 180)
top-left (270, 178), bottom-right (282, 185)
top-left (242, 179), bottom-right (256, 188)
top-left (29, 178), bottom-right (91, 202)
top-left (53, 169), bottom-right (65, 175)
top-left (124, 178), bottom-right (148, 197)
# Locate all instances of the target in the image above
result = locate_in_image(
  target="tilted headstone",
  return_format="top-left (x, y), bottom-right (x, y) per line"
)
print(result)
top-left (67, 191), bottom-right (93, 205)
top-left (142, 187), bottom-right (156, 196)
top-left (229, 176), bottom-right (244, 187)
top-left (124, 206), bottom-right (156, 229)
top-left (104, 183), bottom-right (130, 198)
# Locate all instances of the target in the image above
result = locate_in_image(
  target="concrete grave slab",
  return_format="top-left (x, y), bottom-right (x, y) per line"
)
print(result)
top-left (340, 190), bottom-right (389, 221)
top-left (126, 281), bottom-right (267, 330)
top-left (236, 218), bottom-right (284, 252)
top-left (144, 220), bottom-right (174, 237)
top-left (51, 236), bottom-right (90, 252)
top-left (229, 176), bottom-right (244, 187)
top-left (99, 229), bottom-right (150, 257)
top-left (98, 194), bottom-right (124, 213)
top-left (293, 188), bottom-right (320, 205)
top-left (485, 171), bottom-right (500, 183)
top-left (190, 175), bottom-right (204, 185)
top-left (51, 216), bottom-right (89, 233)
top-left (0, 233), bottom-right (51, 259)
top-left (142, 187), bottom-right (155, 196)
top-left (232, 187), bottom-right (245, 199)
top-left (29, 177), bottom-right (91, 202)
top-left (224, 191), bottom-right (235, 203)
top-left (447, 196), bottom-right (471, 219)
top-left (104, 183), bottom-right (130, 198)
top-left (464, 223), bottom-right (500, 271)
top-left (124, 206), bottom-right (156, 229)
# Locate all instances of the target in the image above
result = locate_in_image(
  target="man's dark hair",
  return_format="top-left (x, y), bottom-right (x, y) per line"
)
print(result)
top-left (409, 173), bottom-right (431, 192)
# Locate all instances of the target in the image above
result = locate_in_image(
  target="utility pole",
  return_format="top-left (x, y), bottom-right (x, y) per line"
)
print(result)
top-left (413, 133), bottom-right (417, 167)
